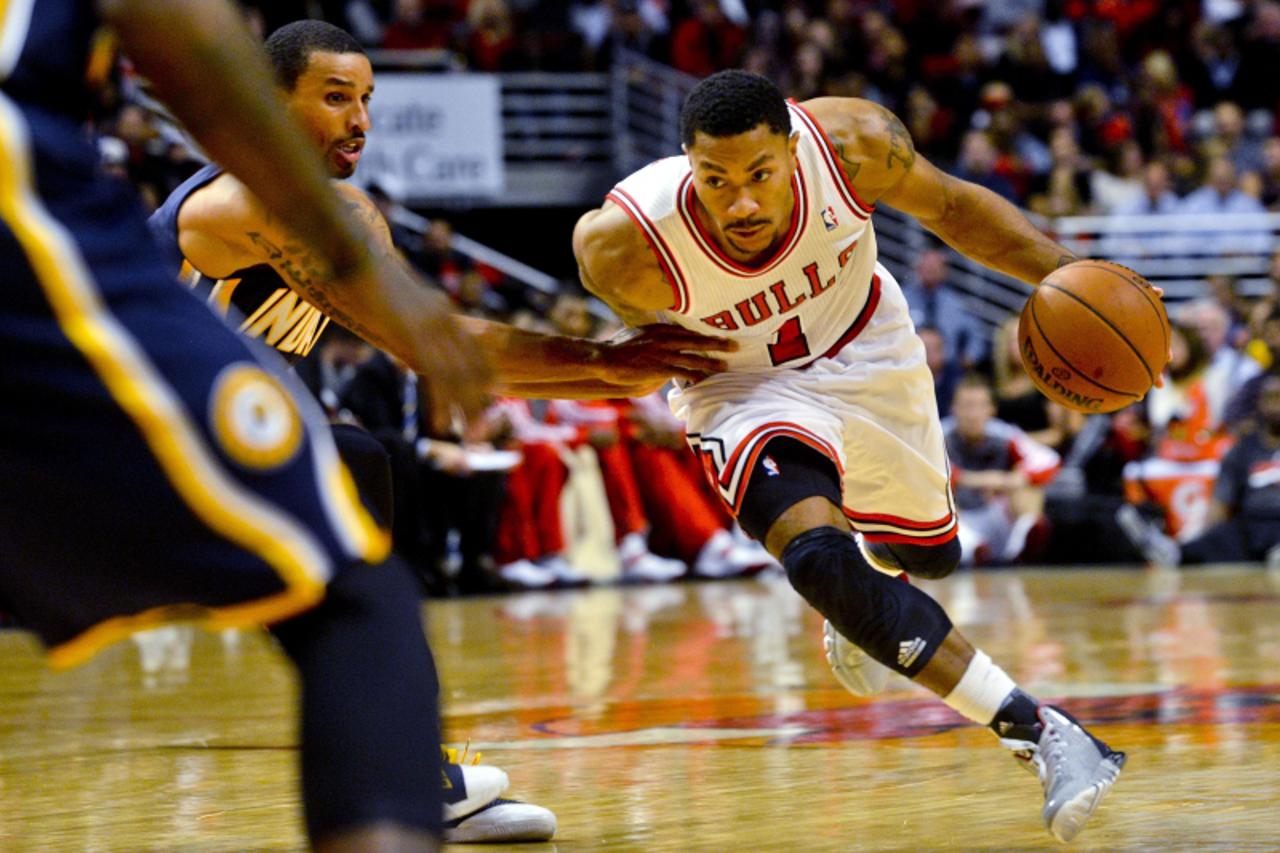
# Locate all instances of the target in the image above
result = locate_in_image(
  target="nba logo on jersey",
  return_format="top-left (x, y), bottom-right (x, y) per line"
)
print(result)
top-left (763, 456), bottom-right (781, 477)
top-left (822, 206), bottom-right (838, 231)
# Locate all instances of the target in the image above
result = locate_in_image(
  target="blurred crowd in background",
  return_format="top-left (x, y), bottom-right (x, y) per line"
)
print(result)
top-left (88, 0), bottom-right (1280, 596)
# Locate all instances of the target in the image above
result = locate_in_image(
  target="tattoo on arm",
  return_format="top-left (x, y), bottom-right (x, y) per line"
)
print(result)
top-left (342, 194), bottom-right (386, 234)
top-left (245, 230), bottom-right (391, 350)
top-left (832, 141), bottom-right (862, 182)
top-left (879, 105), bottom-right (916, 171)
top-left (830, 103), bottom-right (916, 185)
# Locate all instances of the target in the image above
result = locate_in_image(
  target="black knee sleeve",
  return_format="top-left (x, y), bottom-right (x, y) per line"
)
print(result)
top-left (736, 438), bottom-right (843, 543)
top-left (272, 557), bottom-right (441, 841)
top-left (331, 423), bottom-right (394, 525)
top-left (782, 527), bottom-right (953, 677)
top-left (866, 537), bottom-right (962, 580)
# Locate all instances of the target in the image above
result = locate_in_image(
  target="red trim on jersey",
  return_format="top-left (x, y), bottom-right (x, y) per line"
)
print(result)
top-left (859, 527), bottom-right (959, 546)
top-left (606, 188), bottom-right (691, 314)
top-left (709, 421), bottom-right (842, 514)
top-left (677, 167), bottom-right (809, 277)
top-left (788, 101), bottom-right (875, 221)
top-left (843, 507), bottom-right (954, 530)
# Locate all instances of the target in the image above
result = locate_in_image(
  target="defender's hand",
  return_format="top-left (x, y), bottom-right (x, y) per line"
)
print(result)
top-left (416, 300), bottom-right (494, 434)
top-left (594, 325), bottom-right (737, 385)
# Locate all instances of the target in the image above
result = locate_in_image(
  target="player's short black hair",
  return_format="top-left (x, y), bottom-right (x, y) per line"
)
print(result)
top-left (264, 20), bottom-right (366, 92)
top-left (680, 70), bottom-right (790, 148)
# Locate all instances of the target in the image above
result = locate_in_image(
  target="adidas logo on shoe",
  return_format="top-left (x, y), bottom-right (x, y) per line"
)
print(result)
top-left (897, 637), bottom-right (927, 669)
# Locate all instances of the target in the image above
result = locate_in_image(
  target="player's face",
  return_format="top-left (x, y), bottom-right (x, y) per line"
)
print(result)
top-left (286, 50), bottom-right (375, 179)
top-left (685, 125), bottom-right (799, 262)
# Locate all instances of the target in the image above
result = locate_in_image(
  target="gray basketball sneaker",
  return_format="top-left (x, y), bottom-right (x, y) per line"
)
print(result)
top-left (999, 706), bottom-right (1126, 842)
top-left (822, 620), bottom-right (891, 696)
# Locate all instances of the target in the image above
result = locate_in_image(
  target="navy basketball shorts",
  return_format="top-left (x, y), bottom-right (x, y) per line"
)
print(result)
top-left (0, 106), bottom-right (387, 667)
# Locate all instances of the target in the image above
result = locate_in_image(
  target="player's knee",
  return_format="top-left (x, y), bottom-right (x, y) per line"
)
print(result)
top-left (780, 526), bottom-right (952, 677)
top-left (870, 538), bottom-right (961, 580)
top-left (272, 557), bottom-right (421, 665)
top-left (331, 423), bottom-right (393, 525)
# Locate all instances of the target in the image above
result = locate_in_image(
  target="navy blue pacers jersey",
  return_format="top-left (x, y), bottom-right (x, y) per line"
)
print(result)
top-left (150, 164), bottom-right (331, 363)
top-left (0, 0), bottom-right (384, 665)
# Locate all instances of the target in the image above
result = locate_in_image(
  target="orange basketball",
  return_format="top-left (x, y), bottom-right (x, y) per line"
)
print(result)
top-left (1018, 260), bottom-right (1170, 414)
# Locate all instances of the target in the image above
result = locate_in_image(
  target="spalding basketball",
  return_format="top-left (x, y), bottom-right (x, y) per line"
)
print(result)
top-left (1018, 260), bottom-right (1170, 414)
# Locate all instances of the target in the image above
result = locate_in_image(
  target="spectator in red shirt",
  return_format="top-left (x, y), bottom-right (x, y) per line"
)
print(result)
top-left (383, 0), bottom-right (460, 50)
top-left (669, 0), bottom-right (745, 78)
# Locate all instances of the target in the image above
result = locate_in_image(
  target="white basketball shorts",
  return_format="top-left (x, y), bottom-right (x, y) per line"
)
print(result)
top-left (669, 263), bottom-right (957, 545)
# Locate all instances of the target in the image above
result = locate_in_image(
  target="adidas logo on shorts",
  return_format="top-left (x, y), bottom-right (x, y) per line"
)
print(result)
top-left (897, 637), bottom-right (927, 669)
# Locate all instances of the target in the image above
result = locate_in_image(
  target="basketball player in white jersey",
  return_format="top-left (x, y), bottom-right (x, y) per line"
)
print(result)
top-left (573, 71), bottom-right (1125, 842)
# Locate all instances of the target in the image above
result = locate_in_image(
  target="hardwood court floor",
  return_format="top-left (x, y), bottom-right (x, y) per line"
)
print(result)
top-left (1, 565), bottom-right (1278, 851)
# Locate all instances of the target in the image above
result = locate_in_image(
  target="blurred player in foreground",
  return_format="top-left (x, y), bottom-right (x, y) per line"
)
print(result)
top-left (4, 1), bottom-right (494, 850)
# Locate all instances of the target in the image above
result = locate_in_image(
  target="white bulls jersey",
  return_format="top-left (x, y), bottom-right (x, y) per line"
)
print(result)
top-left (607, 101), bottom-right (880, 372)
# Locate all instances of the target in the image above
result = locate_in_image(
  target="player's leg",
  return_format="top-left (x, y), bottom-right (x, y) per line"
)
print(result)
top-left (330, 423), bottom-right (395, 525)
top-left (736, 439), bottom-right (1124, 841)
top-left (0, 205), bottom-right (446, 850)
top-left (862, 538), bottom-right (962, 578)
top-left (328, 423), bottom-right (557, 843)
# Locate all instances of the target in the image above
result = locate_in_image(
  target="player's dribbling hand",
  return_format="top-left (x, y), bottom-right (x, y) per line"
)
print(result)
top-left (597, 324), bottom-right (737, 385)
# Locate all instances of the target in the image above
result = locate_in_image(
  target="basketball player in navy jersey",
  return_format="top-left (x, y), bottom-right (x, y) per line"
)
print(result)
top-left (1, 1), bottom-right (543, 850)
top-left (147, 20), bottom-right (734, 842)
top-left (573, 71), bottom-right (1129, 842)
top-left (150, 21), bottom-right (729, 402)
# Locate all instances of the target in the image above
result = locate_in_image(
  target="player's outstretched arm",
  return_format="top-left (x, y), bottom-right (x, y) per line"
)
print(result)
top-left (211, 183), bottom-right (731, 398)
top-left (459, 316), bottom-right (735, 398)
top-left (805, 97), bottom-right (1075, 286)
top-left (99, 0), bottom-right (491, 424)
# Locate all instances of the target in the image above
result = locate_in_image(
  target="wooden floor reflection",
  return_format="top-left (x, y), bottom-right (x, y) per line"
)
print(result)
top-left (2, 565), bottom-right (1279, 851)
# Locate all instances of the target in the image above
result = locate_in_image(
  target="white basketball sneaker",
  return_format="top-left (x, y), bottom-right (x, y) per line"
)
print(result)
top-left (445, 798), bottom-right (558, 843)
top-left (822, 620), bottom-right (891, 696)
top-left (442, 747), bottom-right (557, 843)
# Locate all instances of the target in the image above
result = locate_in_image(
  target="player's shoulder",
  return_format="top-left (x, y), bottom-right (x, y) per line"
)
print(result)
top-left (573, 197), bottom-right (670, 312)
top-left (798, 97), bottom-right (898, 143)
top-left (573, 198), bottom-right (648, 268)
top-left (798, 97), bottom-right (915, 189)
top-left (177, 170), bottom-right (260, 234)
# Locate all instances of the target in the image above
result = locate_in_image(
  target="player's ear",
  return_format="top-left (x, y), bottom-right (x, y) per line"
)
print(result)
top-left (788, 132), bottom-right (799, 163)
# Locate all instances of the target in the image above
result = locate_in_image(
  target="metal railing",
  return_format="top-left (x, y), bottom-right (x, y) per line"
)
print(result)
top-left (611, 49), bottom-right (700, 175)
top-left (873, 206), bottom-right (1032, 331)
top-left (878, 208), bottom-right (1280, 336)
top-left (1052, 212), bottom-right (1279, 299)
top-left (496, 71), bottom-right (613, 206)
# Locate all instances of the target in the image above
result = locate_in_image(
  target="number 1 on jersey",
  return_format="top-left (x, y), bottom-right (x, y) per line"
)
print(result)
top-left (768, 316), bottom-right (811, 365)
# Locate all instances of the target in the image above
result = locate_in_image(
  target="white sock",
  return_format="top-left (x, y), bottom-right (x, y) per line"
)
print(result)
top-left (942, 650), bottom-right (1017, 726)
